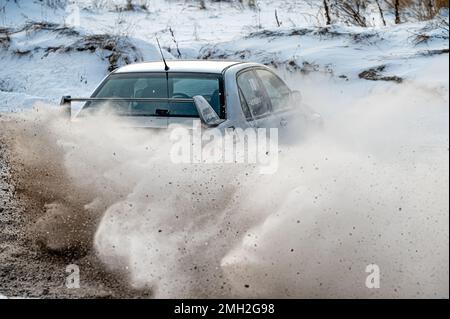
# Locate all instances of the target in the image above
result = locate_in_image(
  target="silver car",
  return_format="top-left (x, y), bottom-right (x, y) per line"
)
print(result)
top-left (61, 60), bottom-right (321, 131)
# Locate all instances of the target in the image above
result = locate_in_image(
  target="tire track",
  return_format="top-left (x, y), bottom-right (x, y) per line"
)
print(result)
top-left (0, 122), bottom-right (147, 298)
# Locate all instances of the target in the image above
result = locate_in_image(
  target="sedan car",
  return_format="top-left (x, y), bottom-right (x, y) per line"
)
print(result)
top-left (61, 60), bottom-right (321, 130)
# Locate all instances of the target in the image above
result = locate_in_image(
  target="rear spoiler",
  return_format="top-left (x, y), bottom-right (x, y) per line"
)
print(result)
top-left (59, 95), bottom-right (224, 127)
top-left (60, 96), bottom-right (194, 118)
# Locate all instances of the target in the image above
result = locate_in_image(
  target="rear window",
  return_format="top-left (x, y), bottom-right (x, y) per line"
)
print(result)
top-left (84, 73), bottom-right (224, 118)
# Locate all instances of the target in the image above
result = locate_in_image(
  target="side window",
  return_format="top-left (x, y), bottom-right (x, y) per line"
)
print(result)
top-left (237, 70), bottom-right (271, 120)
top-left (255, 69), bottom-right (291, 112)
top-left (170, 75), bottom-right (222, 115)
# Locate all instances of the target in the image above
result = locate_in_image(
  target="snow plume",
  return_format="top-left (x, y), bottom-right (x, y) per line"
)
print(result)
top-left (2, 70), bottom-right (448, 298)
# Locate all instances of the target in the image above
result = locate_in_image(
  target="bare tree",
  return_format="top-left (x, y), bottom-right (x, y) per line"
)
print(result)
top-left (320, 0), bottom-right (449, 27)
top-left (126, 0), bottom-right (133, 11)
top-left (395, 0), bottom-right (401, 24)
top-left (333, 0), bottom-right (368, 27)
top-left (375, 0), bottom-right (387, 26)
top-left (275, 9), bottom-right (282, 27)
top-left (323, 0), bottom-right (332, 25)
top-left (427, 0), bottom-right (434, 16)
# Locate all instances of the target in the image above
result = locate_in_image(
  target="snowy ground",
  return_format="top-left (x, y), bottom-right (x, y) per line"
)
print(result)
top-left (0, 0), bottom-right (448, 110)
top-left (0, 0), bottom-right (448, 299)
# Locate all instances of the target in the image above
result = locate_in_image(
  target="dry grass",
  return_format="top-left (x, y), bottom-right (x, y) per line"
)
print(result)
top-left (436, 0), bottom-right (450, 9)
top-left (392, 0), bottom-right (449, 20)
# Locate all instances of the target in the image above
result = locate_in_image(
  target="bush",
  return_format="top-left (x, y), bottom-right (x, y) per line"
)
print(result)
top-left (324, 0), bottom-right (449, 26)
top-left (389, 0), bottom-right (449, 21)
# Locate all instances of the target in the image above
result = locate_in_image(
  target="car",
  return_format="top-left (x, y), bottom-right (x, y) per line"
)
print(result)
top-left (60, 60), bottom-right (322, 131)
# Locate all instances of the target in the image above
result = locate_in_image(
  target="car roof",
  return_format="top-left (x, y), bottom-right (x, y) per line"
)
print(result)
top-left (114, 60), bottom-right (244, 74)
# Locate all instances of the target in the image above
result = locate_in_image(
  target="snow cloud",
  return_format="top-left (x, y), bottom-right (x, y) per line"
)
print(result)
top-left (3, 65), bottom-right (448, 298)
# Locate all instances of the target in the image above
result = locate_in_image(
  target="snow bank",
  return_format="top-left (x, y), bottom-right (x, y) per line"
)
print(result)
top-left (0, 21), bottom-right (168, 111)
top-left (199, 20), bottom-right (449, 82)
top-left (1, 1), bottom-right (448, 113)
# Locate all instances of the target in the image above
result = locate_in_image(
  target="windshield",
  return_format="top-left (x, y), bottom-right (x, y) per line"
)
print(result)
top-left (83, 72), bottom-right (224, 118)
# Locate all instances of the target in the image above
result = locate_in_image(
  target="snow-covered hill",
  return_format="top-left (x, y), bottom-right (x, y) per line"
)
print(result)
top-left (0, 0), bottom-right (448, 112)
top-left (0, 20), bottom-right (168, 111)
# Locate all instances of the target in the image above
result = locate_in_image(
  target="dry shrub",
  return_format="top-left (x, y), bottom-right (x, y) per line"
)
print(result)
top-left (387, 0), bottom-right (448, 22)
top-left (436, 0), bottom-right (450, 9)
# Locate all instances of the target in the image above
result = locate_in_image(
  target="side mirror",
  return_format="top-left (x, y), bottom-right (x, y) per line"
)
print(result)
top-left (60, 95), bottom-right (72, 119)
top-left (193, 95), bottom-right (224, 127)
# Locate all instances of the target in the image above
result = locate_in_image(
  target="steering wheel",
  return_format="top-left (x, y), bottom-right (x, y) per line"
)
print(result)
top-left (172, 92), bottom-right (191, 99)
